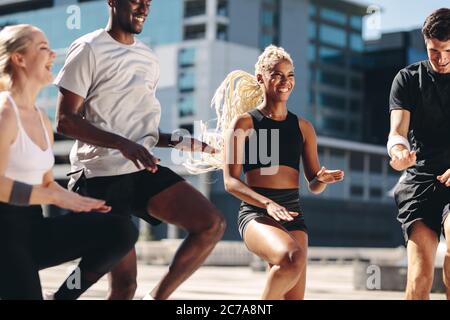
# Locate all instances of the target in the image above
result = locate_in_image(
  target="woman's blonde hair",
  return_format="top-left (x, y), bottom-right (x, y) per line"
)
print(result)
top-left (0, 24), bottom-right (38, 91)
top-left (184, 45), bottom-right (294, 173)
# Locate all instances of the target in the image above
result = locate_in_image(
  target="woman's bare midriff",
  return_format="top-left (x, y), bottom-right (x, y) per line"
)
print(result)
top-left (245, 165), bottom-right (300, 189)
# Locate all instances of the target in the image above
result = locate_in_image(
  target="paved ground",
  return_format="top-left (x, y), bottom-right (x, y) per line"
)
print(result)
top-left (39, 262), bottom-right (446, 300)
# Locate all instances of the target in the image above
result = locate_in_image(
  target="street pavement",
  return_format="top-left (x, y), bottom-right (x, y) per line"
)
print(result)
top-left (39, 262), bottom-right (446, 300)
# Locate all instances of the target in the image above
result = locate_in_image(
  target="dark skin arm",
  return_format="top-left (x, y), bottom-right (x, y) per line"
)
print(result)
top-left (156, 130), bottom-right (216, 154)
top-left (56, 87), bottom-right (159, 172)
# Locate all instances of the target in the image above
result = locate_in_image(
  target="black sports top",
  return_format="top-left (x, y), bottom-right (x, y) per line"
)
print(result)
top-left (243, 108), bottom-right (303, 174)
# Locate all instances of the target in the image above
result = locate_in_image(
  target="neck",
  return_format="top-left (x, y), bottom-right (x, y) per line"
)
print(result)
top-left (9, 75), bottom-right (40, 110)
top-left (106, 18), bottom-right (135, 45)
top-left (262, 100), bottom-right (288, 116)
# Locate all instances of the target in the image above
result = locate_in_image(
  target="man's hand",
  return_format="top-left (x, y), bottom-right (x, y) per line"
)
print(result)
top-left (389, 145), bottom-right (416, 171)
top-left (175, 137), bottom-right (218, 154)
top-left (117, 138), bottom-right (160, 173)
top-left (437, 169), bottom-right (450, 187)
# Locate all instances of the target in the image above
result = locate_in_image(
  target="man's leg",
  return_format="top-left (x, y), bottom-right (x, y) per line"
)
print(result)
top-left (443, 215), bottom-right (450, 300)
top-left (146, 181), bottom-right (226, 300)
top-left (107, 249), bottom-right (138, 300)
top-left (405, 221), bottom-right (439, 299)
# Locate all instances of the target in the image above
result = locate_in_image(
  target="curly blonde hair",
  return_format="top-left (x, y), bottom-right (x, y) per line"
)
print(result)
top-left (184, 45), bottom-right (294, 174)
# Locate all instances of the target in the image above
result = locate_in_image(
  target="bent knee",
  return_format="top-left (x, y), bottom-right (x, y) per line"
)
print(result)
top-left (275, 247), bottom-right (307, 272)
top-left (197, 210), bottom-right (226, 239)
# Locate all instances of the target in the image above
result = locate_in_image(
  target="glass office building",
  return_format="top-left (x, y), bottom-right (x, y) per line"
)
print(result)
top-left (0, 0), bottom-right (403, 246)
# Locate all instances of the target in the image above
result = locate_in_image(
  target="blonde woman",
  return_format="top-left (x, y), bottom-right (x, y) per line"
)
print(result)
top-left (188, 45), bottom-right (344, 299)
top-left (0, 24), bottom-right (138, 300)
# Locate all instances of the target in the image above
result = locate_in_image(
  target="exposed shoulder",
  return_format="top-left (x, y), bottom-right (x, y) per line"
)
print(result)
top-left (298, 118), bottom-right (316, 143)
top-left (0, 98), bottom-right (18, 142)
top-left (231, 112), bottom-right (254, 131)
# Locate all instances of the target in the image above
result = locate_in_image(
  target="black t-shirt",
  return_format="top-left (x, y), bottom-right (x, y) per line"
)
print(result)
top-left (389, 60), bottom-right (450, 175)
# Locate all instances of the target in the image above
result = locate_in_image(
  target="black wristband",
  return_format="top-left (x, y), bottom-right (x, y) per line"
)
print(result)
top-left (9, 181), bottom-right (32, 206)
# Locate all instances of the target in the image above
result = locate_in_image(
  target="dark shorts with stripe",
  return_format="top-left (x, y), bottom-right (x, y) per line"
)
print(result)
top-left (238, 187), bottom-right (308, 239)
top-left (70, 165), bottom-right (185, 226)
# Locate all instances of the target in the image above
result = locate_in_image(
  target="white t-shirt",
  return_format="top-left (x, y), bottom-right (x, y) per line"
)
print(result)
top-left (54, 29), bottom-right (161, 178)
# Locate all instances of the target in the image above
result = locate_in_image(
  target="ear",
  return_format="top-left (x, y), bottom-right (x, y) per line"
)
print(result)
top-left (107, 0), bottom-right (117, 8)
top-left (10, 52), bottom-right (26, 69)
top-left (256, 74), bottom-right (264, 84)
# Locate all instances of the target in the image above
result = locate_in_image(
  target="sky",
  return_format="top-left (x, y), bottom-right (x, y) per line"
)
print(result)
top-left (347, 0), bottom-right (450, 39)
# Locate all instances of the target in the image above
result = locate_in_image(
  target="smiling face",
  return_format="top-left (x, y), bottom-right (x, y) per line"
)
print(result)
top-left (10, 28), bottom-right (55, 87)
top-left (426, 38), bottom-right (450, 74)
top-left (258, 59), bottom-right (295, 103)
top-left (111, 0), bottom-right (151, 34)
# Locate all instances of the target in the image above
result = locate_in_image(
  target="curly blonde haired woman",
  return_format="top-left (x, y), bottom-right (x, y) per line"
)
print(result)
top-left (187, 45), bottom-right (344, 299)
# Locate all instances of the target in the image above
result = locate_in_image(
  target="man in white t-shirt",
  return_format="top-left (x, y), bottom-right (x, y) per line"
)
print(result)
top-left (54, 0), bottom-right (225, 300)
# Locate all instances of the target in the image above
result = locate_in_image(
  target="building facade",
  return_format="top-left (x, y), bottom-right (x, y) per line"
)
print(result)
top-left (0, 0), bottom-right (404, 246)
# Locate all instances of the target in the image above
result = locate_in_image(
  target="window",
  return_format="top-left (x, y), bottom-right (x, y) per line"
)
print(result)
top-left (184, 0), bottom-right (206, 18)
top-left (319, 46), bottom-right (345, 66)
top-left (309, 4), bottom-right (317, 17)
top-left (350, 33), bottom-right (364, 52)
top-left (184, 24), bottom-right (206, 40)
top-left (217, 0), bottom-right (228, 17)
top-left (320, 24), bottom-right (346, 48)
top-left (308, 44), bottom-right (316, 62)
top-left (318, 71), bottom-right (346, 88)
top-left (178, 48), bottom-right (196, 67)
top-left (308, 21), bottom-right (317, 39)
top-left (369, 187), bottom-right (382, 198)
top-left (178, 95), bottom-right (195, 117)
top-left (217, 24), bottom-right (228, 41)
top-left (350, 16), bottom-right (362, 30)
top-left (369, 155), bottom-right (383, 173)
top-left (350, 185), bottom-right (364, 197)
top-left (350, 152), bottom-right (364, 171)
top-left (179, 72), bottom-right (195, 92)
top-left (319, 93), bottom-right (346, 111)
top-left (320, 8), bottom-right (347, 25)
top-left (323, 116), bottom-right (345, 132)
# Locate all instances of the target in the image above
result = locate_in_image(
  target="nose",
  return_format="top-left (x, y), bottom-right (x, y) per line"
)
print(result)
top-left (139, 2), bottom-right (149, 16)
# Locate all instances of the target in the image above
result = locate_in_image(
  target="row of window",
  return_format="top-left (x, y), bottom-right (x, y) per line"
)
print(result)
top-left (309, 4), bottom-right (363, 31)
top-left (184, 0), bottom-right (228, 18)
top-left (177, 47), bottom-right (196, 120)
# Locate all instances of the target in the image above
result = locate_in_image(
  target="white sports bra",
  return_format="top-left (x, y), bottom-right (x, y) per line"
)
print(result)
top-left (3, 92), bottom-right (55, 185)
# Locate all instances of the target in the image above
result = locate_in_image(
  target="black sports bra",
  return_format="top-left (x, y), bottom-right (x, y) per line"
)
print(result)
top-left (243, 109), bottom-right (303, 174)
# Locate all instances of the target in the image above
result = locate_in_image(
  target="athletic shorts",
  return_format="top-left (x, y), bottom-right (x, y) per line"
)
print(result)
top-left (70, 165), bottom-right (185, 226)
top-left (394, 172), bottom-right (450, 244)
top-left (238, 187), bottom-right (308, 239)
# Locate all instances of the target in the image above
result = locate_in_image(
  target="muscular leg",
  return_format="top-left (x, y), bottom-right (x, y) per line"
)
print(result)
top-left (106, 249), bottom-right (138, 300)
top-left (284, 230), bottom-right (308, 300)
top-left (244, 217), bottom-right (307, 300)
top-left (145, 181), bottom-right (226, 300)
top-left (405, 221), bottom-right (439, 300)
top-left (443, 215), bottom-right (450, 300)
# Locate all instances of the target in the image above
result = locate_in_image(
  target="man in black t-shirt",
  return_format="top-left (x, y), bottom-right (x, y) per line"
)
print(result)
top-left (388, 8), bottom-right (450, 300)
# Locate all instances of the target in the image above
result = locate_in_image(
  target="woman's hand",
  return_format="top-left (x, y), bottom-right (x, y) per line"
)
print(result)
top-left (316, 167), bottom-right (344, 184)
top-left (48, 182), bottom-right (111, 213)
top-left (266, 201), bottom-right (299, 222)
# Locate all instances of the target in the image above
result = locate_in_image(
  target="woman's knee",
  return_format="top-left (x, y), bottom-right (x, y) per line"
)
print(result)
top-left (274, 246), bottom-right (307, 275)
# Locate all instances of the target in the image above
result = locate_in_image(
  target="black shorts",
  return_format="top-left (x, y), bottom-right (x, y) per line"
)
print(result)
top-left (238, 187), bottom-right (308, 239)
top-left (394, 172), bottom-right (450, 244)
top-left (70, 165), bottom-right (185, 225)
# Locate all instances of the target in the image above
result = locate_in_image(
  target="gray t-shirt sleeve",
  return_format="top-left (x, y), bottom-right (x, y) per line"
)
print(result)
top-left (54, 41), bottom-right (95, 99)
